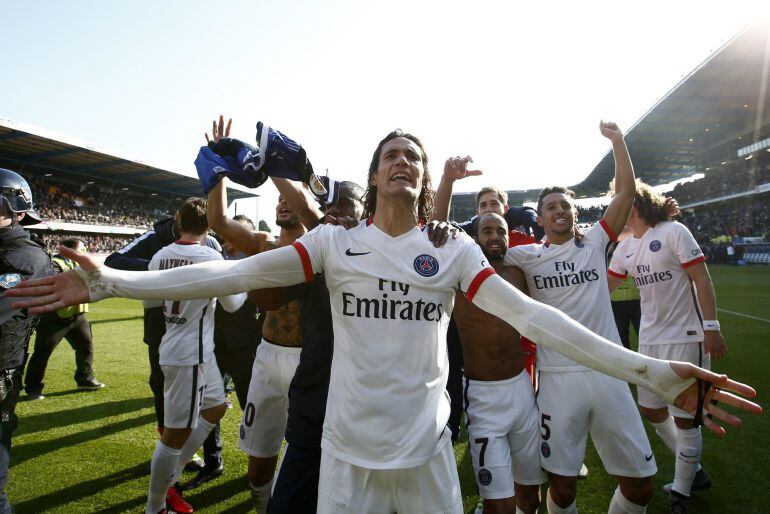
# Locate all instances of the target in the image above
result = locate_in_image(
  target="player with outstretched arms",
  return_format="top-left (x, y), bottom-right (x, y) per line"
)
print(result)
top-left (144, 198), bottom-right (246, 514)
top-left (608, 181), bottom-right (726, 513)
top-left (6, 129), bottom-right (761, 514)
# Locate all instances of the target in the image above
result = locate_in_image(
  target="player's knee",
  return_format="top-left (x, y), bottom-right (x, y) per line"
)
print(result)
top-left (161, 427), bottom-right (191, 450)
top-left (618, 476), bottom-right (653, 505)
top-left (201, 402), bottom-right (227, 423)
top-left (548, 475), bottom-right (577, 506)
top-left (247, 455), bottom-right (278, 486)
top-left (638, 406), bottom-right (668, 423)
top-left (673, 416), bottom-right (695, 429)
top-left (516, 492), bottom-right (540, 514)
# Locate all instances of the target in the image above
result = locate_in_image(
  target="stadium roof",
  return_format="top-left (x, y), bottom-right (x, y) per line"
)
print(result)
top-left (574, 21), bottom-right (770, 198)
top-left (0, 118), bottom-right (257, 200)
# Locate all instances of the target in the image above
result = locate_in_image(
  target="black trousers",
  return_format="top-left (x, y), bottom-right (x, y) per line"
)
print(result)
top-left (24, 313), bottom-right (94, 393)
top-left (0, 367), bottom-right (22, 514)
top-left (446, 317), bottom-right (464, 444)
top-left (268, 443), bottom-right (321, 514)
top-left (611, 300), bottom-right (641, 349)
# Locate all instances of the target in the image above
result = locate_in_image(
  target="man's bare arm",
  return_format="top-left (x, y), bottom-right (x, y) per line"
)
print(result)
top-left (430, 156), bottom-right (481, 222)
top-left (271, 177), bottom-right (324, 230)
top-left (599, 122), bottom-right (636, 237)
top-left (207, 178), bottom-right (273, 255)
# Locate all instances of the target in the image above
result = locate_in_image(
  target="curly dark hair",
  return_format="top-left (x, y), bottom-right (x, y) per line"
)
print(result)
top-left (633, 179), bottom-right (669, 227)
top-left (362, 129), bottom-right (433, 221)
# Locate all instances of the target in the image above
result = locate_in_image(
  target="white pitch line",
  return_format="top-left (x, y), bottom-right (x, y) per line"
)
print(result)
top-left (718, 308), bottom-right (770, 324)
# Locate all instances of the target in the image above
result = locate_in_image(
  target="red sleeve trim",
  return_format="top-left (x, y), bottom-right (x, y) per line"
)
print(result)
top-left (681, 255), bottom-right (706, 269)
top-left (292, 242), bottom-right (314, 283)
top-left (466, 267), bottom-right (496, 302)
top-left (608, 268), bottom-right (627, 279)
top-left (599, 218), bottom-right (618, 242)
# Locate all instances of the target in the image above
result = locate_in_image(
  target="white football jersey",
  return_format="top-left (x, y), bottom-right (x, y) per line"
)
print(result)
top-left (504, 220), bottom-right (621, 371)
top-left (294, 221), bottom-right (493, 469)
top-left (608, 221), bottom-right (705, 345)
top-left (148, 242), bottom-right (222, 366)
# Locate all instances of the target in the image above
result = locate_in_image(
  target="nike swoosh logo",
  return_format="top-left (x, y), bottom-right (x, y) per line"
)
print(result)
top-left (345, 249), bottom-right (371, 256)
top-left (645, 454), bottom-right (654, 461)
top-left (626, 253), bottom-right (634, 258)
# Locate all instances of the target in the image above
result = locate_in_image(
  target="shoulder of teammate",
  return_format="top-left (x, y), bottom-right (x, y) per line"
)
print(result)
top-left (608, 239), bottom-right (629, 278)
top-left (449, 234), bottom-right (496, 298)
top-left (665, 220), bottom-right (705, 266)
top-left (292, 222), bottom-right (340, 276)
top-left (502, 240), bottom-right (538, 268)
top-left (104, 228), bottom-right (161, 270)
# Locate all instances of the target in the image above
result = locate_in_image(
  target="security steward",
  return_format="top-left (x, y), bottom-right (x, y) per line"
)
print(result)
top-left (0, 168), bottom-right (52, 513)
top-left (24, 237), bottom-right (104, 400)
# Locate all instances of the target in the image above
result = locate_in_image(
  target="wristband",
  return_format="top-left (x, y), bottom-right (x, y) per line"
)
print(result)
top-left (702, 320), bottom-right (720, 332)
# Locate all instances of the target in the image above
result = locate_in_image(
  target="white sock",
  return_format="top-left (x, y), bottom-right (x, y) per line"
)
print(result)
top-left (672, 427), bottom-right (702, 496)
top-left (147, 441), bottom-right (181, 513)
top-left (546, 488), bottom-right (578, 514)
top-left (516, 507), bottom-right (528, 514)
top-left (608, 487), bottom-right (647, 514)
top-left (651, 416), bottom-right (677, 453)
top-left (175, 417), bottom-right (216, 478)
top-left (250, 479), bottom-right (273, 514)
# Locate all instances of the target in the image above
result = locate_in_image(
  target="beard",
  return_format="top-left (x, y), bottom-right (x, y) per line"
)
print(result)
top-left (275, 214), bottom-right (301, 229)
top-left (482, 245), bottom-right (506, 262)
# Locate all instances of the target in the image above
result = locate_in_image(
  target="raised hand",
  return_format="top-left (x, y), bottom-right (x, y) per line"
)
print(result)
top-left (665, 196), bottom-right (681, 218)
top-left (443, 155), bottom-right (483, 182)
top-left (599, 121), bottom-right (624, 142)
top-left (205, 115), bottom-right (232, 144)
top-left (669, 362), bottom-right (761, 436)
top-left (5, 245), bottom-right (95, 314)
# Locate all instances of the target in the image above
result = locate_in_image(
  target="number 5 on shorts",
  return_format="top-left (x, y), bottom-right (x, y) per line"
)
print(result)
top-left (541, 413), bottom-right (551, 440)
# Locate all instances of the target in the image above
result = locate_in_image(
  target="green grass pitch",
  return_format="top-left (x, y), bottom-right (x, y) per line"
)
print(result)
top-left (8, 265), bottom-right (769, 513)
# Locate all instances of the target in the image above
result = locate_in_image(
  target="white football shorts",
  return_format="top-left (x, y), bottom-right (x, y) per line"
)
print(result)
top-left (162, 358), bottom-right (225, 429)
top-left (316, 442), bottom-right (463, 514)
top-left (637, 341), bottom-right (710, 419)
top-left (238, 339), bottom-right (301, 457)
top-left (537, 370), bottom-right (657, 478)
top-left (465, 371), bottom-right (545, 500)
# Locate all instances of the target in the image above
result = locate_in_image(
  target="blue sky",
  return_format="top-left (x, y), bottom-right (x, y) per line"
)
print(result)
top-left (1, 1), bottom-right (766, 224)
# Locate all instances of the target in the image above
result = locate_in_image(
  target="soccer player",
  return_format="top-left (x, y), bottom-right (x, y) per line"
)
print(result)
top-left (502, 122), bottom-right (657, 514)
top-left (8, 129), bottom-right (760, 514)
top-left (608, 181), bottom-right (726, 513)
top-left (144, 198), bottom-right (246, 514)
top-left (204, 116), bottom-right (307, 513)
top-left (453, 212), bottom-right (543, 514)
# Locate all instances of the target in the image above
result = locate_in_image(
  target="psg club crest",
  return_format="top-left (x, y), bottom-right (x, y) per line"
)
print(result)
top-left (541, 442), bottom-right (551, 458)
top-left (0, 273), bottom-right (21, 290)
top-left (413, 254), bottom-right (439, 277)
top-left (649, 240), bottom-right (662, 252)
top-left (477, 468), bottom-right (492, 486)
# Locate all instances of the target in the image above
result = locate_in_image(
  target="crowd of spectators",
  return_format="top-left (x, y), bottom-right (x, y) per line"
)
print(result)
top-left (666, 159), bottom-right (770, 205)
top-left (28, 175), bottom-right (174, 229)
top-left (678, 193), bottom-right (770, 244)
top-left (31, 231), bottom-right (136, 254)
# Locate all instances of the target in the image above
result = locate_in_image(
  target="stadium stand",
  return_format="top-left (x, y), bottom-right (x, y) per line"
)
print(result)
top-left (448, 22), bottom-right (770, 261)
top-left (0, 118), bottom-right (258, 253)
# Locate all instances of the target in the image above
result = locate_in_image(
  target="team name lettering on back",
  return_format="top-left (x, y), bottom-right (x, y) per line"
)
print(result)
top-left (532, 260), bottom-right (600, 290)
top-left (633, 264), bottom-right (673, 287)
top-left (341, 278), bottom-right (444, 322)
top-left (158, 258), bottom-right (193, 270)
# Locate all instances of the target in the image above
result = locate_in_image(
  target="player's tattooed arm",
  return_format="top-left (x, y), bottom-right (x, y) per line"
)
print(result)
top-left (599, 121), bottom-right (636, 238)
top-left (685, 261), bottom-right (727, 360)
top-left (430, 156), bottom-right (482, 222)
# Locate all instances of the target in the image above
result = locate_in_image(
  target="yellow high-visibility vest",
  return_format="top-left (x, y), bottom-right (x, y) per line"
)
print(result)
top-left (51, 255), bottom-right (89, 318)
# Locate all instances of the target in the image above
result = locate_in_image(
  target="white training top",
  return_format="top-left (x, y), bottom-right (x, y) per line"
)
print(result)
top-left (294, 221), bottom-right (493, 469)
top-left (148, 242), bottom-right (245, 366)
top-left (504, 220), bottom-right (621, 372)
top-left (608, 221), bottom-right (706, 345)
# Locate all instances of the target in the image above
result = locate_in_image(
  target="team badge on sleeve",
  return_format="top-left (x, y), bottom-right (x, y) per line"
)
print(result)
top-left (649, 240), bottom-right (662, 252)
top-left (413, 254), bottom-right (439, 277)
top-left (0, 273), bottom-right (21, 290)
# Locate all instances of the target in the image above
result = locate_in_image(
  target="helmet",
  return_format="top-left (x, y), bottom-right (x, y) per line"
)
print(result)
top-left (0, 168), bottom-right (42, 226)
